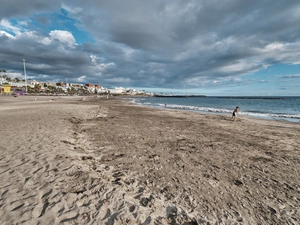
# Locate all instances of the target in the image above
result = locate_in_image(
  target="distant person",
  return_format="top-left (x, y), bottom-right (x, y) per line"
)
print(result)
top-left (231, 107), bottom-right (239, 121)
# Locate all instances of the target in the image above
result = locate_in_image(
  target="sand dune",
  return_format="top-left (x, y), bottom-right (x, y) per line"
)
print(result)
top-left (0, 96), bottom-right (299, 224)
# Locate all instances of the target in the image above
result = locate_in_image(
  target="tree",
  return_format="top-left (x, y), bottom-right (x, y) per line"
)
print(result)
top-left (67, 87), bottom-right (76, 95)
top-left (48, 85), bottom-right (54, 91)
top-left (34, 84), bottom-right (41, 93)
top-left (26, 86), bottom-right (33, 93)
top-left (56, 87), bottom-right (64, 94)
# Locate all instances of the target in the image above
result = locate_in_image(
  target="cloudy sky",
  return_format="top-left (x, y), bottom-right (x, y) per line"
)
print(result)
top-left (1, 0), bottom-right (300, 96)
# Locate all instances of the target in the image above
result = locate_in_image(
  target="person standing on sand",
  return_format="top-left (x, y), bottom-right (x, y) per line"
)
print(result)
top-left (231, 106), bottom-right (239, 121)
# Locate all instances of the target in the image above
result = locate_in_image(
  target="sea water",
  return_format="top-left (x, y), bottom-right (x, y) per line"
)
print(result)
top-left (131, 96), bottom-right (300, 123)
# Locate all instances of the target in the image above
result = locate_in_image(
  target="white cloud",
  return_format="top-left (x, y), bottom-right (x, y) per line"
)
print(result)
top-left (90, 55), bottom-right (116, 73)
top-left (262, 42), bottom-right (285, 52)
top-left (232, 77), bottom-right (242, 82)
top-left (62, 4), bottom-right (82, 14)
top-left (0, 19), bottom-right (21, 35)
top-left (221, 60), bottom-right (250, 73)
top-left (97, 62), bottom-right (115, 72)
top-left (49, 30), bottom-right (76, 47)
top-left (90, 55), bottom-right (97, 63)
top-left (20, 31), bottom-right (39, 39)
top-left (253, 42), bottom-right (300, 65)
top-left (40, 37), bottom-right (51, 45)
top-left (77, 76), bottom-right (86, 82)
top-left (0, 30), bottom-right (15, 39)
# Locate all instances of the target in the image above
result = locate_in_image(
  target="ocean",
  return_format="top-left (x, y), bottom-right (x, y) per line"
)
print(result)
top-left (130, 96), bottom-right (300, 123)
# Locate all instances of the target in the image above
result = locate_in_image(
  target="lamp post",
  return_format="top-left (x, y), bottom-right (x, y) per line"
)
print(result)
top-left (23, 59), bottom-right (27, 94)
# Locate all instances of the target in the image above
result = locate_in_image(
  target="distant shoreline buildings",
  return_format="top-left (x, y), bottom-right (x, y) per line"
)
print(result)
top-left (0, 74), bottom-right (152, 96)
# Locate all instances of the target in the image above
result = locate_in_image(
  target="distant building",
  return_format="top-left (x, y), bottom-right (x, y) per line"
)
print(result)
top-left (56, 82), bottom-right (65, 87)
top-left (110, 87), bottom-right (126, 94)
top-left (45, 82), bottom-right (57, 87)
top-left (70, 83), bottom-right (81, 88)
top-left (30, 80), bottom-right (39, 85)
top-left (3, 84), bottom-right (11, 93)
top-left (0, 78), bottom-right (6, 85)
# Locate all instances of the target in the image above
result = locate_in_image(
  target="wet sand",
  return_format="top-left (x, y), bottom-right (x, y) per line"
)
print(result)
top-left (0, 96), bottom-right (299, 224)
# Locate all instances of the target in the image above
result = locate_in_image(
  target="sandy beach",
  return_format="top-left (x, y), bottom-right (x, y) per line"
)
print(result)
top-left (0, 96), bottom-right (299, 225)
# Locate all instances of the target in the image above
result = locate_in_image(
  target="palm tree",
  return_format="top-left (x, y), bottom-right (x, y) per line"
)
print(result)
top-left (57, 87), bottom-right (64, 94)
top-left (26, 86), bottom-right (33, 93)
top-left (68, 87), bottom-right (76, 95)
top-left (34, 84), bottom-right (41, 93)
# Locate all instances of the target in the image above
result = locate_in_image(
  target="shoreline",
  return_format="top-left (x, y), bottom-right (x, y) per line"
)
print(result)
top-left (129, 97), bottom-right (300, 124)
top-left (131, 100), bottom-right (300, 124)
top-left (0, 96), bottom-right (299, 224)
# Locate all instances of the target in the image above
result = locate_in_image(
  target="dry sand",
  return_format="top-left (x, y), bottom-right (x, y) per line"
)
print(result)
top-left (0, 95), bottom-right (299, 225)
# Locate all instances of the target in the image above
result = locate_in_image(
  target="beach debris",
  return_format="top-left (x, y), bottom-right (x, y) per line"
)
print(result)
top-left (81, 155), bottom-right (94, 160)
top-left (96, 113), bottom-right (107, 118)
top-left (233, 179), bottom-right (243, 186)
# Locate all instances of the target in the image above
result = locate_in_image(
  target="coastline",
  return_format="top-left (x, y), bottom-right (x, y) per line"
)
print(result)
top-left (131, 96), bottom-right (300, 123)
top-left (0, 96), bottom-right (299, 224)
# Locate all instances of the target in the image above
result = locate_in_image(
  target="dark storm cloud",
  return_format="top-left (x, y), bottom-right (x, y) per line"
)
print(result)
top-left (69, 0), bottom-right (300, 87)
top-left (0, 0), bottom-right (61, 20)
top-left (1, 0), bottom-right (300, 90)
top-left (0, 32), bottom-right (96, 82)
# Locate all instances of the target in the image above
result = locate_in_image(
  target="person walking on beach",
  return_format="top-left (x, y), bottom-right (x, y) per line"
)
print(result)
top-left (231, 106), bottom-right (239, 121)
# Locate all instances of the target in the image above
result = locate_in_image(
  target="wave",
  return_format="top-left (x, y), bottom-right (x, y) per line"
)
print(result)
top-left (240, 112), bottom-right (300, 119)
top-left (159, 104), bottom-right (300, 120)
top-left (131, 99), bottom-right (300, 122)
top-left (215, 96), bottom-right (285, 100)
